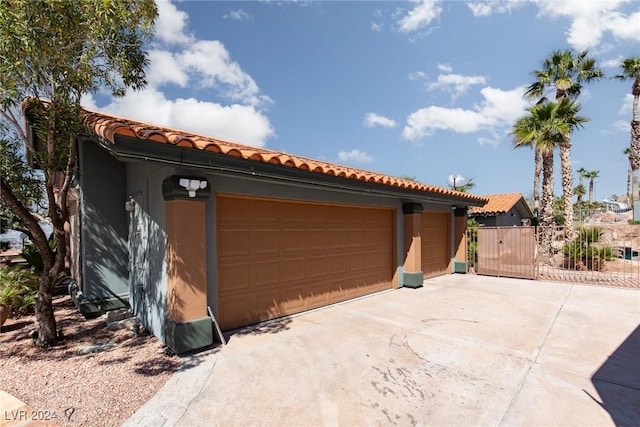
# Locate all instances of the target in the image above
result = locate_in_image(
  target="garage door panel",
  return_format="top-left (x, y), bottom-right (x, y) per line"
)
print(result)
top-left (282, 257), bottom-right (306, 282)
top-left (217, 196), bottom-right (393, 330)
top-left (253, 260), bottom-right (280, 286)
top-left (218, 229), bottom-right (250, 256)
top-left (326, 254), bottom-right (346, 274)
top-left (421, 211), bottom-right (450, 279)
top-left (327, 230), bottom-right (346, 249)
top-left (279, 287), bottom-right (308, 313)
top-left (347, 254), bottom-right (364, 272)
top-left (306, 283), bottom-right (331, 307)
top-left (305, 256), bottom-right (327, 278)
top-left (253, 229), bottom-right (279, 254)
top-left (306, 230), bottom-right (326, 250)
top-left (218, 262), bottom-right (250, 292)
top-left (281, 230), bottom-right (305, 252)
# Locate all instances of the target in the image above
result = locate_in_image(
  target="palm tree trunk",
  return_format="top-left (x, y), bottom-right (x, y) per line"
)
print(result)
top-left (588, 179), bottom-right (595, 204)
top-left (627, 164), bottom-right (632, 206)
top-left (559, 143), bottom-right (574, 238)
top-left (632, 119), bottom-right (640, 204)
top-left (540, 151), bottom-right (554, 255)
top-left (533, 147), bottom-right (542, 216)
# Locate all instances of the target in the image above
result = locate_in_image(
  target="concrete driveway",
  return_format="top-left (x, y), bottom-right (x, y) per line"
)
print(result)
top-left (124, 275), bottom-right (640, 427)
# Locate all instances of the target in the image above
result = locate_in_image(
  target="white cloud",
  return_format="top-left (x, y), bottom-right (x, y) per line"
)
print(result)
top-left (98, 89), bottom-right (274, 147)
top-left (154, 0), bottom-right (192, 45)
top-left (338, 149), bottom-right (374, 163)
top-left (146, 50), bottom-right (189, 87)
top-left (177, 40), bottom-right (271, 107)
top-left (535, 0), bottom-right (640, 50)
top-left (402, 85), bottom-right (530, 142)
top-left (618, 94), bottom-right (634, 115)
top-left (371, 22), bottom-right (383, 32)
top-left (467, 0), bottom-right (523, 17)
top-left (224, 9), bottom-right (254, 22)
top-left (427, 73), bottom-right (487, 99)
top-left (437, 63), bottom-right (452, 73)
top-left (86, 0), bottom-right (275, 148)
top-left (398, 0), bottom-right (442, 33)
top-left (601, 55), bottom-right (625, 68)
top-left (614, 119), bottom-right (631, 133)
top-left (364, 113), bottom-right (397, 129)
top-left (478, 136), bottom-right (500, 147)
top-left (408, 71), bottom-right (427, 80)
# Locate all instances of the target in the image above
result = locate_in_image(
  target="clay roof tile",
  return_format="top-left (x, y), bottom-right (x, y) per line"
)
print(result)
top-left (77, 106), bottom-right (487, 204)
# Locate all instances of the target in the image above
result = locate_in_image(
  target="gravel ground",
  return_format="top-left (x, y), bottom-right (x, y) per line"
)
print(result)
top-left (0, 295), bottom-right (180, 426)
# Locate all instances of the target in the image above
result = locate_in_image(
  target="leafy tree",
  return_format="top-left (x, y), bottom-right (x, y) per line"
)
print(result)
top-left (0, 0), bottom-right (157, 346)
top-left (525, 49), bottom-right (604, 237)
top-left (512, 99), bottom-right (588, 251)
top-left (613, 57), bottom-right (640, 205)
top-left (0, 121), bottom-right (44, 234)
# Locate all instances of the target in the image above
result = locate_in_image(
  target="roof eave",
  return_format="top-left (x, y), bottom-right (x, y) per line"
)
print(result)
top-left (99, 134), bottom-right (486, 207)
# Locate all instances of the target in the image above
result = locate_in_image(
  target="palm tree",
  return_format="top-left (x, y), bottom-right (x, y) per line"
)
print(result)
top-left (582, 170), bottom-right (600, 204)
top-left (512, 99), bottom-right (588, 245)
top-left (450, 178), bottom-right (475, 193)
top-left (526, 49), bottom-right (604, 237)
top-left (573, 183), bottom-right (586, 205)
top-left (613, 57), bottom-right (640, 205)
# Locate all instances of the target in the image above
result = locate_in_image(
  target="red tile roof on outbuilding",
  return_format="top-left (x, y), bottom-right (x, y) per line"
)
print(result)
top-left (469, 193), bottom-right (526, 215)
top-left (80, 107), bottom-right (487, 204)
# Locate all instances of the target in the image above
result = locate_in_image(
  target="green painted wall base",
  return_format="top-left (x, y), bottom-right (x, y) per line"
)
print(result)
top-left (402, 271), bottom-right (424, 288)
top-left (69, 281), bottom-right (128, 319)
top-left (165, 316), bottom-right (213, 354)
top-left (454, 261), bottom-right (467, 273)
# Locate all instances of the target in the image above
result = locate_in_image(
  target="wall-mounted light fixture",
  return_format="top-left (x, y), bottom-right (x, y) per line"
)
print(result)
top-left (125, 191), bottom-right (143, 212)
top-left (179, 178), bottom-right (208, 198)
top-left (125, 196), bottom-right (136, 212)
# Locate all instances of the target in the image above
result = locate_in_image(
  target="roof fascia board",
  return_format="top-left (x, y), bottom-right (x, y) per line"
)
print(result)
top-left (97, 135), bottom-right (485, 207)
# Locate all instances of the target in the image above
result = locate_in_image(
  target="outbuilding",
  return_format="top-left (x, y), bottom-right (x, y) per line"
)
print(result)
top-left (37, 107), bottom-right (487, 353)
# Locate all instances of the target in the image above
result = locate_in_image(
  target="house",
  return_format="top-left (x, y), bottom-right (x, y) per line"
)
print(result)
top-left (27, 106), bottom-right (487, 354)
top-left (469, 193), bottom-right (533, 227)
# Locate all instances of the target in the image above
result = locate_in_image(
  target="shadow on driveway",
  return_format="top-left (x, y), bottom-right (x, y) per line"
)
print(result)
top-left (591, 324), bottom-right (640, 426)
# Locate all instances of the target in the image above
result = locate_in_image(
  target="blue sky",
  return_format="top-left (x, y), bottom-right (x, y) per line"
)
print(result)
top-left (86, 0), bottom-right (640, 202)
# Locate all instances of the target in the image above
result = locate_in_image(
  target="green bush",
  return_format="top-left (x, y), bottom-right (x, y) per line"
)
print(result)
top-left (0, 266), bottom-right (39, 316)
top-left (629, 220), bottom-right (640, 225)
top-left (554, 213), bottom-right (565, 225)
top-left (561, 227), bottom-right (611, 271)
top-left (21, 240), bottom-right (56, 273)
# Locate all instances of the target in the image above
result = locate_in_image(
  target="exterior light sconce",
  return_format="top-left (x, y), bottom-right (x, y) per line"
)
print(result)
top-left (125, 197), bottom-right (136, 212)
top-left (179, 178), bottom-right (208, 198)
top-left (163, 176), bottom-right (210, 201)
top-left (125, 191), bottom-right (143, 212)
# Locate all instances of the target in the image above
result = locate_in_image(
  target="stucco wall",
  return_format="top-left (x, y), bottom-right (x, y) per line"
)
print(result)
top-left (78, 139), bottom-right (129, 301)
top-left (125, 161), bottom-right (173, 343)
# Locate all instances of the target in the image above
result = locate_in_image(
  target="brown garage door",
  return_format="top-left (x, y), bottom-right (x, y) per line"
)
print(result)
top-left (216, 195), bottom-right (395, 330)
top-left (421, 211), bottom-right (451, 279)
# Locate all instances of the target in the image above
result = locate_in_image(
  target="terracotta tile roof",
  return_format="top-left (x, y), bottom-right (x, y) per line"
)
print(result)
top-left (80, 107), bottom-right (487, 203)
top-left (469, 193), bottom-right (527, 215)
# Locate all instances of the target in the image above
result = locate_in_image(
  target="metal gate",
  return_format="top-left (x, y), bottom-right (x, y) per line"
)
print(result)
top-left (468, 225), bottom-right (640, 288)
top-left (476, 227), bottom-right (536, 279)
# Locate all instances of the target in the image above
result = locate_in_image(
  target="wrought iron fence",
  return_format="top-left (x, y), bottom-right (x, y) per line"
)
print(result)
top-left (467, 224), bottom-right (640, 289)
